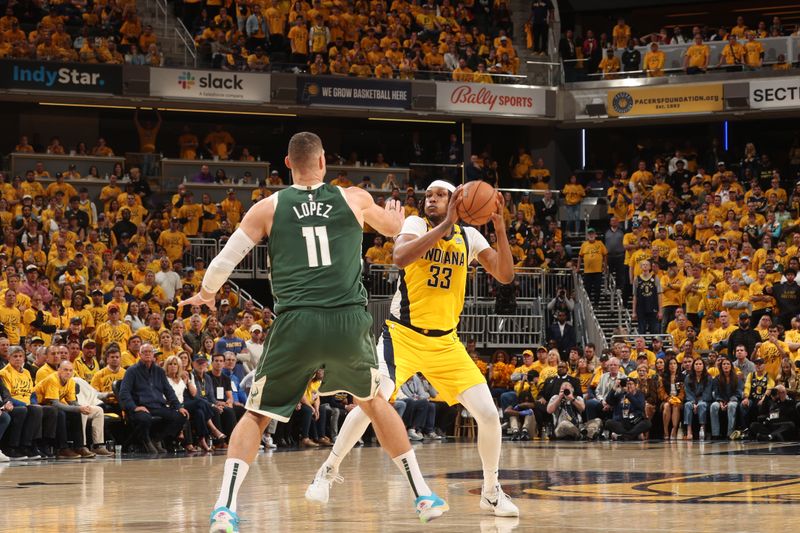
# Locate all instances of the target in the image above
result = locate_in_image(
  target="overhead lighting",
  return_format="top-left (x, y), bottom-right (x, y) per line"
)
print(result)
top-left (158, 107), bottom-right (296, 117)
top-left (39, 102), bottom-right (137, 110)
top-left (368, 117), bottom-right (456, 124)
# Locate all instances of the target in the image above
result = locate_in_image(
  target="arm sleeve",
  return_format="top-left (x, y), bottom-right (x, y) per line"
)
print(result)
top-left (463, 227), bottom-right (490, 264)
top-left (201, 228), bottom-right (257, 294)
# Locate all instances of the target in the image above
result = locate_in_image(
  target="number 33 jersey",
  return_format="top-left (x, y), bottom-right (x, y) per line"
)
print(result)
top-left (390, 216), bottom-right (489, 332)
top-left (269, 183), bottom-right (367, 313)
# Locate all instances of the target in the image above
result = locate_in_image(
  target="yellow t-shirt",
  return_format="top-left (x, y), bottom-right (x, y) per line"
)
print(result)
top-left (0, 364), bottom-right (34, 404)
top-left (34, 373), bottom-right (77, 404)
top-left (579, 241), bottom-right (607, 274)
top-left (685, 44), bottom-right (709, 68)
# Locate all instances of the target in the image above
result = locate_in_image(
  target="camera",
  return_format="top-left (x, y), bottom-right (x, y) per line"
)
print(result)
top-left (563, 388), bottom-right (571, 397)
top-left (795, 360), bottom-right (800, 369)
top-left (618, 377), bottom-right (629, 387)
top-left (770, 388), bottom-right (779, 398)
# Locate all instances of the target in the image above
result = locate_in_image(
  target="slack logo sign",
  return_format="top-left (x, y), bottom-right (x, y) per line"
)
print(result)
top-left (12, 65), bottom-right (106, 87)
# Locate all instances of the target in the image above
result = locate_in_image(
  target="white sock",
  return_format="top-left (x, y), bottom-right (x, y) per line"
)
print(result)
top-left (458, 384), bottom-right (501, 494)
top-left (392, 449), bottom-right (432, 498)
top-left (215, 459), bottom-right (250, 512)
top-left (323, 405), bottom-right (372, 471)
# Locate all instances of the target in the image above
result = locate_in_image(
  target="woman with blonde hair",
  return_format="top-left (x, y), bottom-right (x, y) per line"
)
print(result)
top-left (164, 354), bottom-right (198, 452)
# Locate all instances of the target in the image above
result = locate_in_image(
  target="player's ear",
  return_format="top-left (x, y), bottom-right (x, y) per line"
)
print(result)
top-left (284, 156), bottom-right (292, 169)
top-left (318, 151), bottom-right (325, 170)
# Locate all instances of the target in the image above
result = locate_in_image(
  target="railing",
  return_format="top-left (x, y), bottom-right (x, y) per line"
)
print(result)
top-left (367, 265), bottom-right (558, 303)
top-left (367, 299), bottom-right (392, 339)
top-left (607, 273), bottom-right (632, 334)
top-left (175, 18), bottom-right (198, 68)
top-left (573, 270), bottom-right (608, 351)
top-left (611, 334), bottom-right (675, 350)
top-left (563, 35), bottom-right (799, 85)
top-left (485, 314), bottom-right (543, 348)
top-left (523, 60), bottom-right (562, 86)
top-left (188, 238), bottom-right (269, 279)
top-left (145, 0), bottom-right (169, 35)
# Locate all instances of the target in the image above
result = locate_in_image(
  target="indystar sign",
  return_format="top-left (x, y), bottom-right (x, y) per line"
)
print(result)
top-left (0, 60), bottom-right (122, 93)
top-left (149, 68), bottom-right (269, 103)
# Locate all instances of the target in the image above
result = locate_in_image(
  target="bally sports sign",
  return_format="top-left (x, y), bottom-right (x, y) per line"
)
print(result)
top-left (435, 82), bottom-right (548, 116)
top-left (149, 68), bottom-right (270, 103)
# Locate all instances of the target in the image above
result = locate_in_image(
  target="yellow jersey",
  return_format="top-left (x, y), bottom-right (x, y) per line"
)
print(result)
top-left (90, 366), bottom-right (126, 398)
top-left (389, 217), bottom-right (488, 331)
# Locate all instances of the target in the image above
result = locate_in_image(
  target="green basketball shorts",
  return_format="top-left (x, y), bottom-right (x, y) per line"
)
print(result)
top-left (245, 305), bottom-right (380, 422)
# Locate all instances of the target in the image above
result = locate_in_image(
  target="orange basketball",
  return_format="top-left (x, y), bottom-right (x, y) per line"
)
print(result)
top-left (456, 180), bottom-right (497, 226)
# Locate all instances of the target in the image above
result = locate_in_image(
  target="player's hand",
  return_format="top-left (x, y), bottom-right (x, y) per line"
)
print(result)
top-left (178, 291), bottom-right (216, 311)
top-left (489, 191), bottom-right (506, 231)
top-left (384, 197), bottom-right (405, 233)
top-left (445, 185), bottom-right (463, 226)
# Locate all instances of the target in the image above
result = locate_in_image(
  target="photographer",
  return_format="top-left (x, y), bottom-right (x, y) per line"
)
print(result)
top-left (604, 377), bottom-right (652, 440)
top-left (547, 287), bottom-right (575, 324)
top-left (748, 385), bottom-right (798, 441)
top-left (546, 381), bottom-right (587, 440)
top-left (504, 370), bottom-right (538, 441)
top-left (585, 357), bottom-right (625, 420)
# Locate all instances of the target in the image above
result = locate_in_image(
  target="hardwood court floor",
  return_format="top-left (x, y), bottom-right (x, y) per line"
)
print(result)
top-left (1, 440), bottom-right (799, 532)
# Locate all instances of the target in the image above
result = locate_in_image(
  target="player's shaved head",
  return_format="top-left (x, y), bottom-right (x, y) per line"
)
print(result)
top-left (287, 132), bottom-right (323, 173)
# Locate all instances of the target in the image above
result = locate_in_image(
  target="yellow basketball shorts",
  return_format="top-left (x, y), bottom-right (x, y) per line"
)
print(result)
top-left (379, 320), bottom-right (486, 406)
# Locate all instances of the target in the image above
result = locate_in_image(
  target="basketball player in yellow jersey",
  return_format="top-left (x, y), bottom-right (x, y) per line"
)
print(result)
top-left (307, 180), bottom-right (519, 516)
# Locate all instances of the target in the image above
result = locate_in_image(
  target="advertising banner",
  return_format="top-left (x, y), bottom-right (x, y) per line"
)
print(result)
top-left (607, 84), bottom-right (723, 117)
top-left (297, 76), bottom-right (412, 109)
top-left (149, 68), bottom-right (270, 102)
top-left (0, 60), bottom-right (122, 94)
top-left (749, 78), bottom-right (800, 109)
top-left (436, 82), bottom-right (548, 116)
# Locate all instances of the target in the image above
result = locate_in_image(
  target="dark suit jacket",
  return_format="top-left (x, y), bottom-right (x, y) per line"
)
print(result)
top-left (547, 321), bottom-right (576, 359)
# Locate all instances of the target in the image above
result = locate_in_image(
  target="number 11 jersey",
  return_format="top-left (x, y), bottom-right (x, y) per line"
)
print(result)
top-left (390, 216), bottom-right (489, 332)
top-left (269, 183), bottom-right (367, 313)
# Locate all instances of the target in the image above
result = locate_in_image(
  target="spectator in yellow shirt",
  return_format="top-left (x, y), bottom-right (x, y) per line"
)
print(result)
top-left (643, 42), bottom-right (665, 77)
top-left (578, 228), bottom-right (607, 302)
top-left (612, 18), bottom-right (631, 49)
top-left (562, 175), bottom-right (585, 235)
top-left (684, 35), bottom-right (709, 74)
top-left (598, 48), bottom-right (621, 79)
top-left (288, 17), bottom-right (309, 63)
top-left (717, 35), bottom-right (744, 71)
top-left (743, 32), bottom-right (763, 69)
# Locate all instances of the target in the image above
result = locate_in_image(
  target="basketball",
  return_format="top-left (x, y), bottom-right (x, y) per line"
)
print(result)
top-left (456, 180), bottom-right (498, 226)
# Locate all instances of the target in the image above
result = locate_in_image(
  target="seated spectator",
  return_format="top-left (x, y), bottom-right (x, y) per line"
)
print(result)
top-left (0, 345), bottom-right (46, 459)
top-left (683, 358), bottom-right (712, 440)
top-left (748, 385), bottom-right (798, 441)
top-left (505, 373), bottom-right (538, 441)
top-left (585, 356), bottom-right (626, 420)
top-left (118, 343), bottom-right (188, 454)
top-left (90, 343), bottom-right (126, 414)
top-left (710, 358), bottom-right (743, 439)
top-left (604, 377), bottom-right (652, 440)
top-left (34, 360), bottom-right (98, 459)
top-left (399, 372), bottom-right (439, 441)
top-left (188, 355), bottom-right (226, 450)
top-left (737, 357), bottom-right (774, 435)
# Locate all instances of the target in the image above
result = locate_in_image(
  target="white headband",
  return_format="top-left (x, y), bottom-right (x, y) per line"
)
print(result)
top-left (426, 180), bottom-right (456, 193)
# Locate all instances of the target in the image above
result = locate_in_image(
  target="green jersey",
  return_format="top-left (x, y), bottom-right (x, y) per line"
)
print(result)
top-left (269, 183), bottom-right (367, 313)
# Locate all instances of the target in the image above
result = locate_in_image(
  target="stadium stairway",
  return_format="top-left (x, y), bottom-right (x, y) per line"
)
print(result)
top-left (139, 0), bottom-right (194, 68)
top-left (510, 0), bottom-right (557, 84)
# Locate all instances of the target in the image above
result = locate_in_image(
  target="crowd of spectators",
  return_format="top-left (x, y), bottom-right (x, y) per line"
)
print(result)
top-left (0, 2), bottom-right (164, 66)
top-left (474, 339), bottom-right (799, 442)
top-left (560, 15), bottom-right (800, 81)
top-left (185, 0), bottom-right (518, 82)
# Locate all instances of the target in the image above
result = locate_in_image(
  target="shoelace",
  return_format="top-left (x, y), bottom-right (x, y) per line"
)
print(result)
top-left (319, 468), bottom-right (344, 486)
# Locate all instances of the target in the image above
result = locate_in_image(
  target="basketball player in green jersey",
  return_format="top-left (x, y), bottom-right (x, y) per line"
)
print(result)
top-left (180, 132), bottom-right (449, 532)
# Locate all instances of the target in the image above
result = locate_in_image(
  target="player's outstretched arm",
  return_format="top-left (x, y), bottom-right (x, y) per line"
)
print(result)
top-left (178, 198), bottom-right (274, 310)
top-left (476, 192), bottom-right (515, 284)
top-left (393, 186), bottom-right (464, 268)
top-left (346, 186), bottom-right (405, 237)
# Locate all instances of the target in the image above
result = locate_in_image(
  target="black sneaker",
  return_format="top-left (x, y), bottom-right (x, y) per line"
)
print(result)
top-left (510, 430), bottom-right (520, 441)
top-left (520, 430), bottom-right (530, 441)
top-left (6, 449), bottom-right (28, 461)
top-left (23, 447), bottom-right (41, 460)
